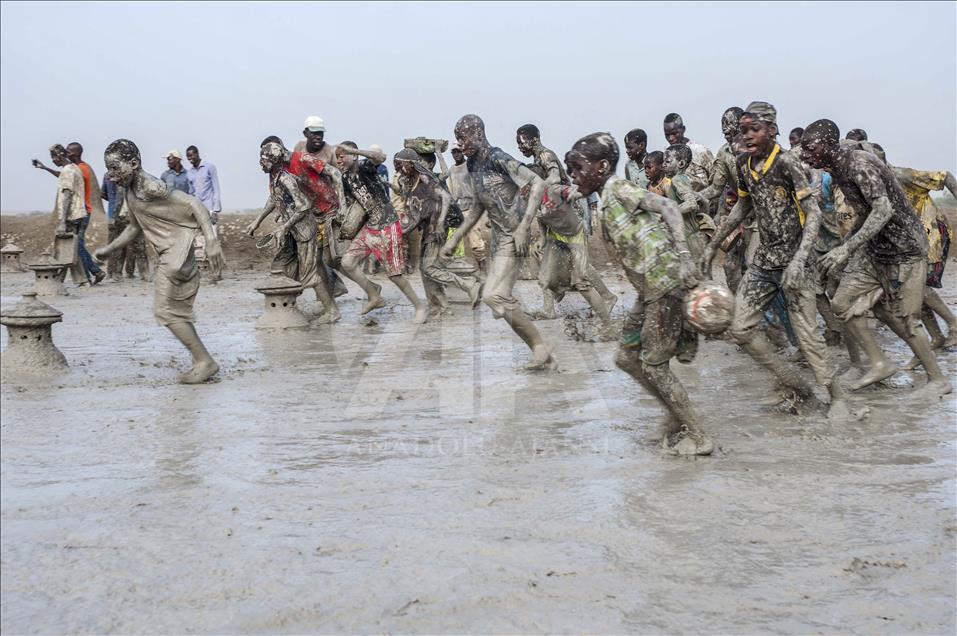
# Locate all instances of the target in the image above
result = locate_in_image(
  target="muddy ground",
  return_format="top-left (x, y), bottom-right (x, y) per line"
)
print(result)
top-left (1, 213), bottom-right (956, 634)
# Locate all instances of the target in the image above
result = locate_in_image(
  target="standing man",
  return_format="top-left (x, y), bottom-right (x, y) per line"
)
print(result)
top-left (47, 144), bottom-right (92, 285)
top-left (186, 145), bottom-right (222, 280)
top-left (161, 150), bottom-right (190, 193)
top-left (293, 115), bottom-right (338, 164)
top-left (623, 128), bottom-right (649, 187)
top-left (803, 119), bottom-right (951, 396)
top-left (94, 139), bottom-right (224, 384)
top-left (663, 113), bottom-right (714, 191)
top-left (442, 114), bottom-right (554, 370)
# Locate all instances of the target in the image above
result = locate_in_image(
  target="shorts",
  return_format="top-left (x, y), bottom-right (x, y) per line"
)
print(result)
top-left (345, 221), bottom-right (405, 277)
top-left (483, 236), bottom-right (522, 318)
top-left (154, 243), bottom-right (200, 326)
top-left (831, 250), bottom-right (926, 322)
top-left (619, 289), bottom-right (691, 366)
top-left (539, 229), bottom-right (591, 296)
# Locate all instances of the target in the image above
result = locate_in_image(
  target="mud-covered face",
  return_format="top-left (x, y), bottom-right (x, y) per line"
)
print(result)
top-left (643, 157), bottom-right (663, 182)
top-left (789, 132), bottom-right (802, 149)
top-left (721, 116), bottom-right (739, 144)
top-left (800, 135), bottom-right (834, 170)
top-left (662, 150), bottom-right (684, 177)
top-left (50, 149), bottom-right (69, 167)
top-left (664, 122), bottom-right (685, 146)
top-left (336, 147), bottom-right (357, 171)
top-left (625, 138), bottom-right (646, 162)
top-left (451, 149), bottom-right (465, 165)
top-left (455, 127), bottom-right (482, 158)
top-left (516, 133), bottom-right (536, 158)
top-left (395, 159), bottom-right (415, 177)
top-left (259, 151), bottom-right (276, 173)
top-left (566, 150), bottom-right (606, 197)
top-left (105, 153), bottom-right (138, 185)
top-left (739, 116), bottom-right (775, 157)
top-left (304, 129), bottom-right (325, 153)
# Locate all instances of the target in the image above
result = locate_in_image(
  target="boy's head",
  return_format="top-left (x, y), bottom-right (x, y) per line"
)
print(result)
top-left (335, 141), bottom-right (359, 171)
top-left (66, 142), bottom-right (83, 163)
top-left (104, 139), bottom-right (141, 186)
top-left (789, 127), bottom-right (804, 149)
top-left (739, 101), bottom-right (778, 157)
top-left (49, 144), bottom-right (69, 167)
top-left (260, 141), bottom-right (290, 174)
top-left (261, 135), bottom-right (283, 148)
top-left (624, 128), bottom-right (647, 162)
top-left (454, 114), bottom-right (487, 158)
top-left (394, 148), bottom-right (419, 178)
top-left (663, 144), bottom-right (691, 177)
top-left (643, 151), bottom-right (665, 182)
top-left (516, 123), bottom-right (540, 158)
top-left (800, 119), bottom-right (840, 170)
top-left (566, 132), bottom-right (619, 197)
top-left (846, 128), bottom-right (867, 142)
top-left (663, 113), bottom-right (686, 145)
top-left (720, 107), bottom-right (744, 143)
top-left (451, 146), bottom-right (465, 165)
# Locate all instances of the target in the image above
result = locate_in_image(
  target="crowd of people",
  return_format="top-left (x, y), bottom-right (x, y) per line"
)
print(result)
top-left (32, 103), bottom-right (957, 456)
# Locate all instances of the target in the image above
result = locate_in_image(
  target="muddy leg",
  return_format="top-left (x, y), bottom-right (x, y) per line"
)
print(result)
top-left (167, 322), bottom-right (219, 383)
top-left (873, 304), bottom-right (951, 396)
top-left (924, 288), bottom-right (956, 347)
top-left (341, 252), bottom-right (384, 314)
top-left (389, 274), bottom-right (428, 324)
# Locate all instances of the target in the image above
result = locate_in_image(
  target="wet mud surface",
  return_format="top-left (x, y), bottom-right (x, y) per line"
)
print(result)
top-left (2, 266), bottom-right (955, 634)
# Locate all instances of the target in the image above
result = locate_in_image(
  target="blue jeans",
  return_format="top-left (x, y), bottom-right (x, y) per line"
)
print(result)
top-left (67, 215), bottom-right (102, 279)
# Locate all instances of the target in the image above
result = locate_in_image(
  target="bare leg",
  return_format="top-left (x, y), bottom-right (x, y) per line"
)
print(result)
top-left (581, 287), bottom-right (611, 322)
top-left (924, 288), bottom-right (957, 347)
top-left (504, 308), bottom-right (554, 369)
top-left (388, 274), bottom-right (429, 324)
top-left (341, 252), bottom-right (384, 314)
top-left (166, 322), bottom-right (219, 384)
top-left (842, 315), bottom-right (898, 390)
top-left (904, 305), bottom-right (941, 369)
top-left (873, 305), bottom-right (952, 395)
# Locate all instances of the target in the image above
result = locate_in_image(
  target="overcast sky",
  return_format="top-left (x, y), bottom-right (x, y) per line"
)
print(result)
top-left (1, 1), bottom-right (954, 212)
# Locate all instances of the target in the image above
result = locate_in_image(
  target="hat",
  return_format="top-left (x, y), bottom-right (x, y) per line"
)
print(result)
top-left (745, 101), bottom-right (776, 125)
top-left (304, 115), bottom-right (326, 132)
top-left (164, 149), bottom-right (182, 159)
top-left (369, 144), bottom-right (384, 154)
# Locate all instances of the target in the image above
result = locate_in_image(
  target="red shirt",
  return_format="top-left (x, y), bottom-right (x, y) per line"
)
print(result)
top-left (76, 162), bottom-right (93, 213)
top-left (289, 151), bottom-right (338, 217)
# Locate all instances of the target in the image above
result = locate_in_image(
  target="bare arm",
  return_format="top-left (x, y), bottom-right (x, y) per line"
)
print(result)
top-left (57, 189), bottom-right (74, 230)
top-left (187, 196), bottom-right (225, 275)
top-left (432, 185), bottom-right (452, 232)
top-left (435, 151), bottom-right (450, 184)
top-left (442, 204), bottom-right (484, 257)
top-left (246, 197), bottom-right (275, 235)
top-left (95, 212), bottom-right (142, 260)
top-left (708, 195), bottom-right (751, 251)
top-left (696, 157), bottom-right (730, 203)
top-left (33, 160), bottom-right (61, 178)
top-left (944, 171), bottom-right (957, 199)
top-left (342, 147), bottom-right (386, 165)
top-left (320, 163), bottom-right (346, 211)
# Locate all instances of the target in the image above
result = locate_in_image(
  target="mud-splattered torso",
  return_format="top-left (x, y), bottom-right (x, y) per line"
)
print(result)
top-left (830, 150), bottom-right (927, 263)
top-left (269, 171), bottom-right (317, 243)
top-left (343, 159), bottom-right (398, 230)
top-left (599, 176), bottom-right (682, 302)
top-left (466, 146), bottom-right (537, 240)
top-left (736, 145), bottom-right (810, 270)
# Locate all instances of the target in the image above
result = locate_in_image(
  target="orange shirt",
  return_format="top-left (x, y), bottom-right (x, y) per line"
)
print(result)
top-left (76, 162), bottom-right (93, 213)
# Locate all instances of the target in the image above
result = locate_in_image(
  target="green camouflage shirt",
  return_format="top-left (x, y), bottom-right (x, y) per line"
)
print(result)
top-left (599, 176), bottom-right (682, 302)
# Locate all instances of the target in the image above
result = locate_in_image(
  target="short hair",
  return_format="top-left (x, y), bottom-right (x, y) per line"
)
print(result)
top-left (260, 141), bottom-right (291, 164)
top-left (790, 127), bottom-right (805, 138)
top-left (644, 150), bottom-right (664, 165)
top-left (66, 141), bottom-right (83, 154)
top-left (666, 143), bottom-right (693, 165)
top-left (663, 113), bottom-right (684, 127)
top-left (186, 145), bottom-right (199, 154)
top-left (571, 132), bottom-right (620, 171)
top-left (516, 124), bottom-right (540, 139)
top-left (722, 107), bottom-right (744, 123)
top-left (455, 114), bottom-right (485, 135)
top-left (624, 128), bottom-right (647, 144)
top-left (339, 140), bottom-right (358, 149)
top-left (104, 139), bottom-right (141, 162)
top-left (260, 135), bottom-right (283, 147)
top-left (49, 144), bottom-right (67, 157)
top-left (846, 128), bottom-right (868, 141)
top-left (871, 143), bottom-right (886, 163)
top-left (804, 119), bottom-right (841, 146)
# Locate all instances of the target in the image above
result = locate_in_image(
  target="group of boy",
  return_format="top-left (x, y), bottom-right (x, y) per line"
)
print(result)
top-left (72, 105), bottom-right (954, 457)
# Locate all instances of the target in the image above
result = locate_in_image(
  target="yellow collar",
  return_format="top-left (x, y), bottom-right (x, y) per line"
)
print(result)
top-left (748, 143), bottom-right (781, 181)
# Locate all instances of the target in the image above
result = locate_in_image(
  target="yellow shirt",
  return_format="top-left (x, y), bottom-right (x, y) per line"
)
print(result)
top-left (894, 167), bottom-right (951, 263)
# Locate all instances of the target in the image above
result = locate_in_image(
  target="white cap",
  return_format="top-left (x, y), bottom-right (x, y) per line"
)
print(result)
top-left (304, 116), bottom-right (326, 132)
top-left (165, 149), bottom-right (182, 159)
top-left (369, 144), bottom-right (383, 154)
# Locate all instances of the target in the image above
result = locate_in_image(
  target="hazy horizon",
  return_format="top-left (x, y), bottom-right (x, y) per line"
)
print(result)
top-left (2, 1), bottom-right (955, 213)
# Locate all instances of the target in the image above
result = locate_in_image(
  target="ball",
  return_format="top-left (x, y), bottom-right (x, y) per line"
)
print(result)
top-left (684, 281), bottom-right (734, 334)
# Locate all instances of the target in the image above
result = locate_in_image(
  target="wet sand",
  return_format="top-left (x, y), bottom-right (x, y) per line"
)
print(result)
top-left (1, 264), bottom-right (955, 634)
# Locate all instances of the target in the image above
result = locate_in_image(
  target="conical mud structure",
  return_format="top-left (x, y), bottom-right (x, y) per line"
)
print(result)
top-left (254, 274), bottom-right (309, 329)
top-left (1, 292), bottom-right (68, 374)
top-left (1, 244), bottom-right (26, 272)
top-left (27, 252), bottom-right (67, 296)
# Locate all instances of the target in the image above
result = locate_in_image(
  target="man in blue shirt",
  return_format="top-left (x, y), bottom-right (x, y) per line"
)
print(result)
top-left (161, 150), bottom-right (191, 194)
top-left (185, 145), bottom-right (222, 281)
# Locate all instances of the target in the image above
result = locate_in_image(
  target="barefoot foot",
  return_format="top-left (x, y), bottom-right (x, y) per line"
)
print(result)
top-left (178, 359), bottom-right (219, 384)
top-left (850, 360), bottom-right (898, 390)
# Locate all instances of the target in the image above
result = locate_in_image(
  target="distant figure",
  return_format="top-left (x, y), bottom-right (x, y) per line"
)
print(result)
top-left (663, 113), bottom-right (714, 190)
top-left (161, 150), bottom-right (190, 193)
top-left (845, 129), bottom-right (868, 142)
top-left (46, 144), bottom-right (93, 285)
top-left (185, 145), bottom-right (222, 280)
top-left (789, 127), bottom-right (804, 149)
top-left (623, 128), bottom-right (649, 187)
top-left (102, 174), bottom-right (149, 281)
